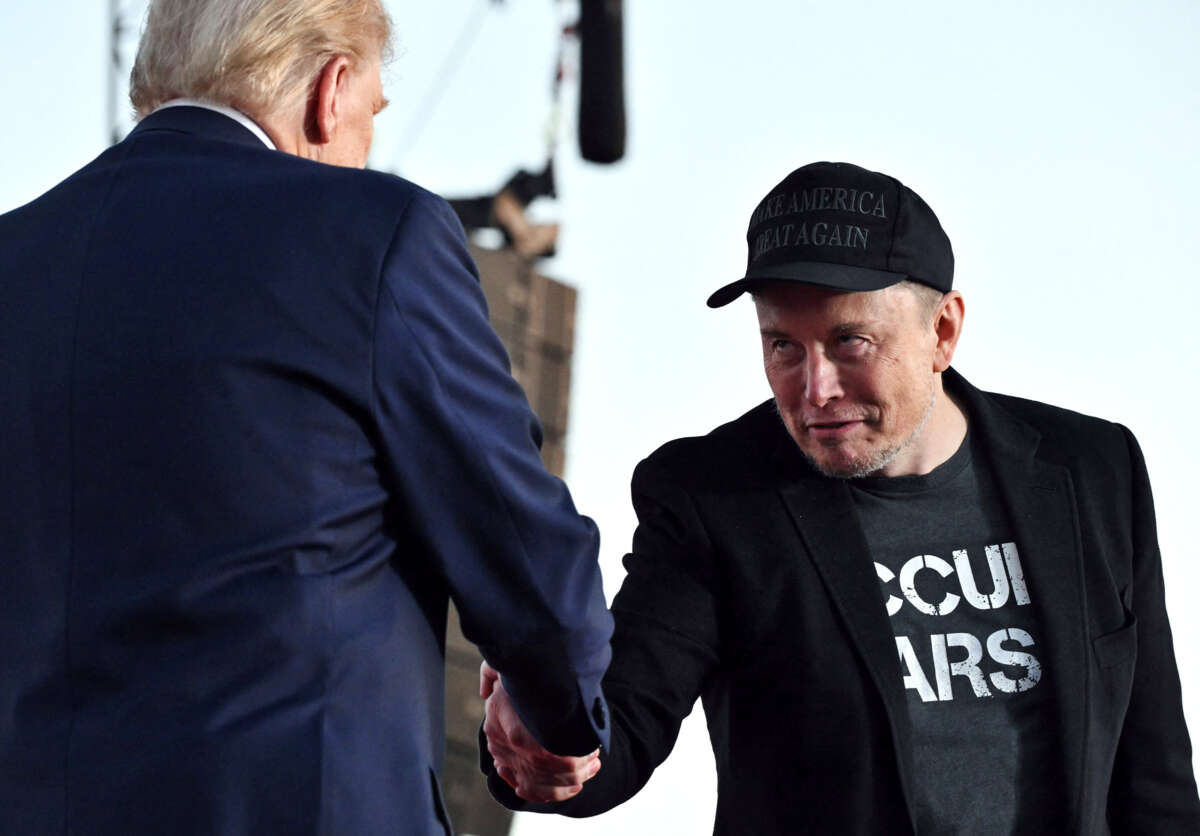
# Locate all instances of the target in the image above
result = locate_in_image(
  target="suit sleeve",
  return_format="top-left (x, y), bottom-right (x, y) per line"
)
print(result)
top-left (485, 454), bottom-right (722, 815)
top-left (370, 190), bottom-right (612, 756)
top-left (1107, 426), bottom-right (1200, 833)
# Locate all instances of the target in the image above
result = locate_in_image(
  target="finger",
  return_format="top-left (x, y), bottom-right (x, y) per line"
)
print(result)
top-left (487, 733), bottom-right (595, 776)
top-left (479, 661), bottom-right (499, 698)
top-left (522, 748), bottom-right (599, 767)
top-left (523, 751), bottom-right (595, 773)
top-left (495, 762), bottom-right (520, 792)
top-left (558, 755), bottom-right (601, 786)
top-left (518, 758), bottom-right (600, 787)
top-left (510, 767), bottom-right (592, 788)
top-left (510, 755), bottom-right (592, 781)
top-left (485, 741), bottom-right (521, 765)
top-left (518, 782), bottom-right (584, 804)
top-left (523, 757), bottom-right (600, 792)
top-left (482, 704), bottom-right (504, 741)
top-left (482, 693), bottom-right (519, 742)
top-left (489, 746), bottom-right (594, 788)
top-left (489, 754), bottom-right (584, 787)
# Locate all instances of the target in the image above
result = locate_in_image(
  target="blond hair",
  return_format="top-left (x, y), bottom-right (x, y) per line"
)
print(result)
top-left (130, 0), bottom-right (391, 119)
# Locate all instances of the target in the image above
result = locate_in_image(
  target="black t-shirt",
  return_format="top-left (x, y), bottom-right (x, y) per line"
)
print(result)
top-left (849, 434), bottom-right (1067, 834)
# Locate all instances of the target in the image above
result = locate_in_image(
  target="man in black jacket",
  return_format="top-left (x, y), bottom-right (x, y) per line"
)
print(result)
top-left (481, 162), bottom-right (1200, 834)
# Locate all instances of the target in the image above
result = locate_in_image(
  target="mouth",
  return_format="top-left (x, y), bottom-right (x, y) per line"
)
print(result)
top-left (804, 419), bottom-right (864, 440)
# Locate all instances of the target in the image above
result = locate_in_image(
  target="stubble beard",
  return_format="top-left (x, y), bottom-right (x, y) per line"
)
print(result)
top-left (787, 383), bottom-right (938, 480)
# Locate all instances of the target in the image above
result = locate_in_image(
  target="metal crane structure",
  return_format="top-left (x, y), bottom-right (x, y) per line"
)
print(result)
top-left (108, 0), bottom-right (145, 146)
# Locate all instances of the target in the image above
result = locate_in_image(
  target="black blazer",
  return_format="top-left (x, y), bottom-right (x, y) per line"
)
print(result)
top-left (489, 368), bottom-right (1199, 834)
top-left (0, 107), bottom-right (612, 835)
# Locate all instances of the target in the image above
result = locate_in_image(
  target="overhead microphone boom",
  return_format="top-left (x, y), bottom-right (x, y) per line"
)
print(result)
top-left (577, 0), bottom-right (626, 164)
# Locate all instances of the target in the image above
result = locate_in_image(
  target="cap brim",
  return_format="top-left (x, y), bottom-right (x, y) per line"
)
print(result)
top-left (706, 263), bottom-right (907, 308)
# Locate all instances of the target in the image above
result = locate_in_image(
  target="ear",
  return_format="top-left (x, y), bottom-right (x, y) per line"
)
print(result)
top-left (305, 55), bottom-right (353, 145)
top-left (931, 291), bottom-right (965, 373)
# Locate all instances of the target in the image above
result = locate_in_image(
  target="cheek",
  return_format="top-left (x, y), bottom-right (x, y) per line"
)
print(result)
top-left (763, 362), bottom-right (801, 403)
top-left (884, 372), bottom-right (932, 424)
top-left (868, 352), bottom-right (918, 399)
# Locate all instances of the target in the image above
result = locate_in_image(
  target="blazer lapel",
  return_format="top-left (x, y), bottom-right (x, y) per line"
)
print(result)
top-left (955, 371), bottom-right (1089, 831)
top-left (773, 435), bottom-right (918, 824)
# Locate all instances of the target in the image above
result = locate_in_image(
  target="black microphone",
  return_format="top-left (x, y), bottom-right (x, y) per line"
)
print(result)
top-left (578, 0), bottom-right (626, 164)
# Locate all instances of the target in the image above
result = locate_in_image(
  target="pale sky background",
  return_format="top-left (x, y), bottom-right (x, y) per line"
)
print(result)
top-left (2, 1), bottom-right (1199, 834)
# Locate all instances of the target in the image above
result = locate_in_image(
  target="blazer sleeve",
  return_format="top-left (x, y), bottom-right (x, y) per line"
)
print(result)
top-left (1107, 426), bottom-right (1200, 833)
top-left (370, 190), bottom-right (612, 756)
top-left (485, 453), bottom-right (722, 815)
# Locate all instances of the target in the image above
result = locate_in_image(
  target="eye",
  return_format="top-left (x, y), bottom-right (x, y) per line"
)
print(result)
top-left (761, 333), bottom-right (802, 361)
top-left (833, 334), bottom-right (869, 355)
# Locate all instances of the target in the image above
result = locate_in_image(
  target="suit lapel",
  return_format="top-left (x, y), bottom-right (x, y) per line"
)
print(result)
top-left (778, 474), bottom-right (911, 724)
top-left (956, 372), bottom-right (1089, 830)
top-left (773, 434), bottom-right (918, 822)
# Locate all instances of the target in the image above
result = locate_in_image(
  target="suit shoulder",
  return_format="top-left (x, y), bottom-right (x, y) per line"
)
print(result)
top-left (987, 389), bottom-right (1123, 438)
top-left (231, 160), bottom-right (468, 278)
top-left (334, 167), bottom-right (449, 214)
top-left (264, 158), bottom-right (454, 224)
top-left (982, 389), bottom-right (1135, 472)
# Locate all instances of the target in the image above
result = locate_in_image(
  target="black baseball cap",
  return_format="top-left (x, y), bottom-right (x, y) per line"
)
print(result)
top-left (707, 162), bottom-right (954, 307)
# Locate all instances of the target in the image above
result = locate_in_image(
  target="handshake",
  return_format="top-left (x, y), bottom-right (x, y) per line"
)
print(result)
top-left (479, 662), bottom-right (604, 804)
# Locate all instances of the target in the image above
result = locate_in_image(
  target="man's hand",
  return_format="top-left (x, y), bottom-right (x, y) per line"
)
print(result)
top-left (480, 661), bottom-right (601, 803)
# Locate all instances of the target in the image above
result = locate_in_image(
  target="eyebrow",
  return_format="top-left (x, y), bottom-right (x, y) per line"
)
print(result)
top-left (759, 321), bottom-right (881, 340)
top-left (831, 321), bottom-right (878, 335)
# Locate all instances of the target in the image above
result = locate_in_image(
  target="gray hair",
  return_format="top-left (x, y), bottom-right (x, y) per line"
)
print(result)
top-left (898, 280), bottom-right (947, 323)
top-left (130, 0), bottom-right (392, 119)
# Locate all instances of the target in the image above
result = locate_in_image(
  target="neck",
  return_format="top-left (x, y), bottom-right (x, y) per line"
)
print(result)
top-left (255, 111), bottom-right (304, 159)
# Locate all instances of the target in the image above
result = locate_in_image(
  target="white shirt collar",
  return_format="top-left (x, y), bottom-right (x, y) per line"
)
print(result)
top-left (152, 99), bottom-right (277, 151)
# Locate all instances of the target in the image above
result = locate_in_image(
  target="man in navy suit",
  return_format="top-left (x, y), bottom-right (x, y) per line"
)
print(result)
top-left (0, 1), bottom-right (611, 833)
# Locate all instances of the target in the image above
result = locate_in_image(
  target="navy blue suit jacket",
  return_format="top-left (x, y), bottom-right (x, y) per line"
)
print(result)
top-left (0, 107), bottom-right (612, 835)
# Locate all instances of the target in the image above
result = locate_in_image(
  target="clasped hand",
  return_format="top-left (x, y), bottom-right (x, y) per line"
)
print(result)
top-left (480, 661), bottom-right (602, 803)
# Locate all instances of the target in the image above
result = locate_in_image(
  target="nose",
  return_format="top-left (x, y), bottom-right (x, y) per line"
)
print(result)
top-left (804, 352), bottom-right (843, 407)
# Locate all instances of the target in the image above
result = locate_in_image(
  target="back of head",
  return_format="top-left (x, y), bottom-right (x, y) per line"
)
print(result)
top-left (129, 0), bottom-right (391, 121)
